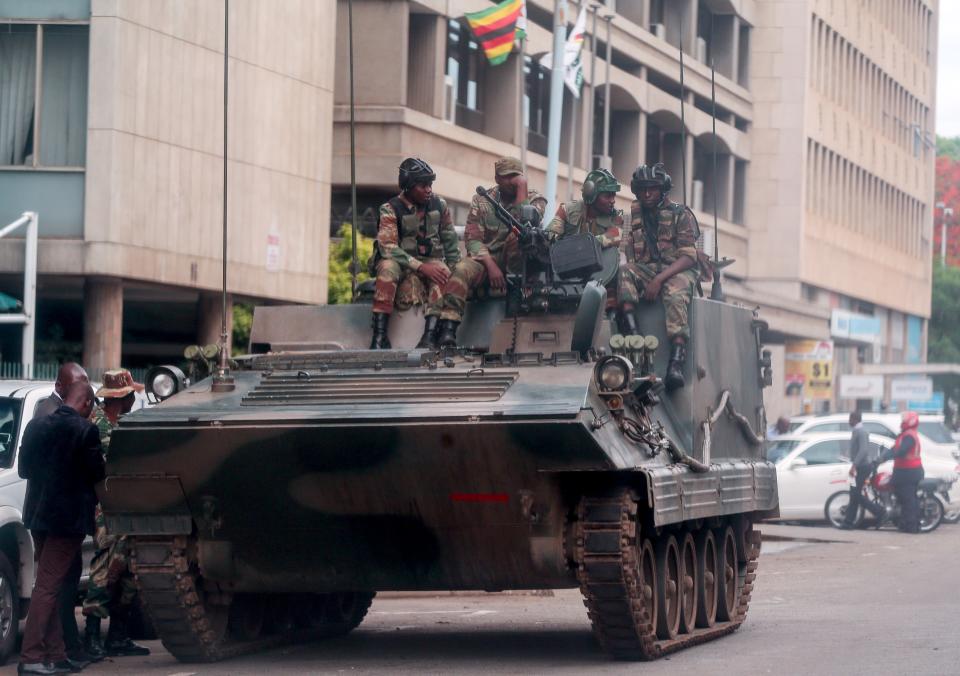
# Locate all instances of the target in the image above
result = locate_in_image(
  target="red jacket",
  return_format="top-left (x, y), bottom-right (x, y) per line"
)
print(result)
top-left (892, 428), bottom-right (922, 470)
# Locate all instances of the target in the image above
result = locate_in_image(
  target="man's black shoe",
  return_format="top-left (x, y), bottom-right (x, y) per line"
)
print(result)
top-left (104, 637), bottom-right (151, 657)
top-left (17, 663), bottom-right (58, 675)
top-left (51, 659), bottom-right (83, 673)
top-left (67, 648), bottom-right (101, 665)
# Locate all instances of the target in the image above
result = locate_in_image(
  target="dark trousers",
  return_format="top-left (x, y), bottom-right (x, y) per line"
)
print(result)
top-left (893, 466), bottom-right (924, 533)
top-left (21, 532), bottom-right (84, 664)
top-left (844, 465), bottom-right (883, 525)
top-left (58, 551), bottom-right (82, 653)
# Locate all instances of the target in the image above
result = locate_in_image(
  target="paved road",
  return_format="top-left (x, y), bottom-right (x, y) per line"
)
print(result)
top-left (4, 523), bottom-right (958, 675)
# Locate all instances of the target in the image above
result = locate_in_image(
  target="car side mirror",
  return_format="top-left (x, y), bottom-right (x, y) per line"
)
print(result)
top-left (789, 457), bottom-right (808, 469)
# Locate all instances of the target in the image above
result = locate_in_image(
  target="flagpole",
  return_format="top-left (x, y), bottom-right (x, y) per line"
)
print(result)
top-left (567, 94), bottom-right (577, 201)
top-left (544, 0), bottom-right (568, 219)
top-left (587, 4), bottom-right (598, 169)
top-left (601, 11), bottom-right (612, 169)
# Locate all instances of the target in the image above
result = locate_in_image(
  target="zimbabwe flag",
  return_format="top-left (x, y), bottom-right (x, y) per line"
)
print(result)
top-left (465, 0), bottom-right (525, 66)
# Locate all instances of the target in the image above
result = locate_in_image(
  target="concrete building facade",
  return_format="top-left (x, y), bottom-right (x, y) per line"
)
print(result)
top-left (0, 0), bottom-right (335, 372)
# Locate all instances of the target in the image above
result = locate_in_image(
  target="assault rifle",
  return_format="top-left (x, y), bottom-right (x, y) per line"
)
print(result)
top-left (475, 186), bottom-right (549, 262)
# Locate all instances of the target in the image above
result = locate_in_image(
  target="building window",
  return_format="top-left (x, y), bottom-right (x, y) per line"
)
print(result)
top-left (445, 20), bottom-right (485, 133)
top-left (0, 23), bottom-right (89, 168)
top-left (524, 55), bottom-right (550, 156)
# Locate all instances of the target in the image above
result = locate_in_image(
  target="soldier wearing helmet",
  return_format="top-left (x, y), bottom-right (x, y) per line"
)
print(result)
top-left (369, 158), bottom-right (461, 350)
top-left (545, 168), bottom-right (624, 248)
top-left (621, 163), bottom-right (701, 391)
top-left (436, 157), bottom-right (547, 348)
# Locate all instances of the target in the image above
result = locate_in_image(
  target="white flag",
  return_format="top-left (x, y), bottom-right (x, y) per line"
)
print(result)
top-left (540, 4), bottom-right (587, 97)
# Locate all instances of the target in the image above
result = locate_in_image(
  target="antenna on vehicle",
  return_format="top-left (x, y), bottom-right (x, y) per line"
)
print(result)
top-left (708, 31), bottom-right (725, 301)
top-left (212, 0), bottom-right (235, 392)
top-left (678, 8), bottom-right (687, 207)
top-left (348, 0), bottom-right (360, 302)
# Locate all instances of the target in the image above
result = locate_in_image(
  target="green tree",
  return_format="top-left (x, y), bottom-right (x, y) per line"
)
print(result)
top-left (929, 261), bottom-right (960, 363)
top-left (328, 223), bottom-right (374, 304)
top-left (232, 302), bottom-right (254, 352)
top-left (937, 135), bottom-right (960, 161)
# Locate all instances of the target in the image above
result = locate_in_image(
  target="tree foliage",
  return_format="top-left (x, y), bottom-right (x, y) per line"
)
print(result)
top-left (934, 155), bottom-right (960, 267)
top-left (232, 303), bottom-right (254, 352)
top-left (929, 262), bottom-right (960, 363)
top-left (937, 135), bottom-right (960, 161)
top-left (328, 223), bottom-right (374, 305)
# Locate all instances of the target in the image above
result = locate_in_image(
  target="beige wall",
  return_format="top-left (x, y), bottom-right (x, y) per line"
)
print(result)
top-left (85, 0), bottom-right (335, 304)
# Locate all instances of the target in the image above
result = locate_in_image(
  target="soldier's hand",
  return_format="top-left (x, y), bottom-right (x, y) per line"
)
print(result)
top-left (419, 262), bottom-right (450, 287)
top-left (512, 174), bottom-right (528, 203)
top-left (486, 262), bottom-right (507, 292)
top-left (642, 277), bottom-right (663, 301)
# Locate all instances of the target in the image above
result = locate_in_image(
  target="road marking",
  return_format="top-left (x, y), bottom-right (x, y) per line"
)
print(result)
top-left (862, 552), bottom-right (877, 556)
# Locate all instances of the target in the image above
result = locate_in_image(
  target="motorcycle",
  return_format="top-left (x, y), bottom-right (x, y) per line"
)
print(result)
top-left (825, 464), bottom-right (951, 533)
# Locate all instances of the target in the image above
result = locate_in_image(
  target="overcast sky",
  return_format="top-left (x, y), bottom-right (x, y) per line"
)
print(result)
top-left (937, 1), bottom-right (960, 137)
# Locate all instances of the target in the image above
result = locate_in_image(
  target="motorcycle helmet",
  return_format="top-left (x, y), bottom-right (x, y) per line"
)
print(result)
top-left (900, 410), bottom-right (919, 431)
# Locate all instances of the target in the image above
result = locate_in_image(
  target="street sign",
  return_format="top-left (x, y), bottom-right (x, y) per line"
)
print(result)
top-left (890, 377), bottom-right (934, 401)
top-left (906, 391), bottom-right (944, 413)
top-left (839, 374), bottom-right (884, 399)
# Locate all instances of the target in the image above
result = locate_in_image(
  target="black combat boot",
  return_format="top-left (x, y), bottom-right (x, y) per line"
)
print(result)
top-left (436, 319), bottom-right (460, 349)
top-left (369, 313), bottom-right (391, 350)
top-left (618, 309), bottom-right (639, 335)
top-left (104, 608), bottom-right (151, 657)
top-left (415, 315), bottom-right (440, 350)
top-left (83, 616), bottom-right (106, 661)
top-left (665, 341), bottom-right (687, 391)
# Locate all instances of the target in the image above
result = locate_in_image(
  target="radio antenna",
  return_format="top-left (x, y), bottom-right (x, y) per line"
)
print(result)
top-left (212, 0), bottom-right (235, 392)
top-left (348, 0), bottom-right (360, 302)
top-left (678, 10), bottom-right (687, 206)
top-left (708, 20), bottom-right (725, 301)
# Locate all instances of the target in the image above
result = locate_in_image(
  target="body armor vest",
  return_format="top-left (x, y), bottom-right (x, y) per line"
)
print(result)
top-left (390, 196), bottom-right (444, 258)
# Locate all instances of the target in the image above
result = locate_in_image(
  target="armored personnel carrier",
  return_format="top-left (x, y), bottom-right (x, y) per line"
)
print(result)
top-left (102, 235), bottom-right (778, 662)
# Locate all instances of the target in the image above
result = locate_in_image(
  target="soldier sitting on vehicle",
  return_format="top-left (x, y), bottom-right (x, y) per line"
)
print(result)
top-left (436, 157), bottom-right (547, 348)
top-left (622, 163), bottom-right (701, 391)
top-left (369, 158), bottom-right (461, 350)
top-left (545, 167), bottom-right (625, 313)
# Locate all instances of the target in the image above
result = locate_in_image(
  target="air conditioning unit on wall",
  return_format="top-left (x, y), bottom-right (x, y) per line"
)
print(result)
top-left (444, 76), bottom-right (456, 124)
top-left (695, 37), bottom-right (707, 62)
top-left (692, 180), bottom-right (704, 212)
top-left (650, 23), bottom-right (666, 41)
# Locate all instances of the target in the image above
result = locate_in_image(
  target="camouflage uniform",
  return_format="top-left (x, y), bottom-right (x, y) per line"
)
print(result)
top-left (545, 199), bottom-right (625, 247)
top-left (621, 199), bottom-right (700, 340)
top-left (439, 187), bottom-right (546, 322)
top-left (373, 193), bottom-right (460, 316)
top-left (82, 407), bottom-right (137, 620)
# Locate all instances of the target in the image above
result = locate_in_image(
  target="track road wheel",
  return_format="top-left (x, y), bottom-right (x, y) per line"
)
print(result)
top-left (715, 526), bottom-right (738, 622)
top-left (315, 592), bottom-right (376, 638)
top-left (654, 535), bottom-right (681, 640)
top-left (694, 528), bottom-right (718, 628)
top-left (678, 532), bottom-right (698, 634)
top-left (228, 595), bottom-right (265, 641)
top-left (638, 538), bottom-right (658, 633)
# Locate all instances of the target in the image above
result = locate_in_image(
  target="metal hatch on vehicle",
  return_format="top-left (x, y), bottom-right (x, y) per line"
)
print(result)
top-left (241, 370), bottom-right (519, 406)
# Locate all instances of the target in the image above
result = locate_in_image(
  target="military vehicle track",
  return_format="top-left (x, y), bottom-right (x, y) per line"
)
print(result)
top-left (130, 536), bottom-right (374, 662)
top-left (573, 488), bottom-right (760, 660)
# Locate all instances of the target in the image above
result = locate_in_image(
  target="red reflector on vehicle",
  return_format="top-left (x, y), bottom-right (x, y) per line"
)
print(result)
top-left (450, 492), bottom-right (509, 503)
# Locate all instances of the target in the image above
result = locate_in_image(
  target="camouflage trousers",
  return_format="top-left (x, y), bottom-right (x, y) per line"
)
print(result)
top-left (82, 505), bottom-right (137, 619)
top-left (439, 247), bottom-right (523, 322)
top-left (619, 262), bottom-right (698, 340)
top-left (373, 258), bottom-right (448, 316)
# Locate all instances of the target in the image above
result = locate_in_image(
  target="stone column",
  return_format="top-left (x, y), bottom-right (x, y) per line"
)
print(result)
top-left (82, 277), bottom-right (123, 373)
top-left (197, 292), bottom-right (234, 353)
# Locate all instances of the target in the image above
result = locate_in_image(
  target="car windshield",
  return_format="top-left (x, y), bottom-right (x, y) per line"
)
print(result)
top-left (918, 422), bottom-right (955, 444)
top-left (767, 440), bottom-right (801, 464)
top-left (0, 397), bottom-right (23, 469)
top-left (787, 421), bottom-right (804, 432)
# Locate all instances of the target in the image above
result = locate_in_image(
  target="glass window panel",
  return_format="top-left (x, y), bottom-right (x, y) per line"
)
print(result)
top-left (0, 24), bottom-right (37, 166)
top-left (39, 24), bottom-right (88, 166)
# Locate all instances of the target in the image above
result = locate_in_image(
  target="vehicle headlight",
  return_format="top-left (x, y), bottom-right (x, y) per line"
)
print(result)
top-left (146, 365), bottom-right (188, 401)
top-left (595, 355), bottom-right (632, 392)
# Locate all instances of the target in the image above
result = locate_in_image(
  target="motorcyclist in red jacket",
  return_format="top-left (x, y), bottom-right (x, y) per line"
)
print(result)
top-left (881, 411), bottom-right (924, 533)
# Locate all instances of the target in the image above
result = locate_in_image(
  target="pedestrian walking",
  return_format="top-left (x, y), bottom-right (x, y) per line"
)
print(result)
top-left (17, 381), bottom-right (105, 674)
top-left (841, 412), bottom-right (885, 529)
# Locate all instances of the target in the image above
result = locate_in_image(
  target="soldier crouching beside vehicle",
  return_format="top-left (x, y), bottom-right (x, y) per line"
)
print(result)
top-left (436, 157), bottom-right (547, 348)
top-left (369, 158), bottom-right (461, 350)
top-left (621, 163), bottom-right (700, 391)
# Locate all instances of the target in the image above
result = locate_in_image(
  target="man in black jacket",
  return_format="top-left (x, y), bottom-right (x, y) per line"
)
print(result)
top-left (34, 362), bottom-right (95, 665)
top-left (17, 382), bottom-right (105, 675)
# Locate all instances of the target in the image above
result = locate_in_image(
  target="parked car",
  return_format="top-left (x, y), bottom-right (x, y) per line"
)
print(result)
top-left (789, 413), bottom-right (960, 463)
top-left (768, 432), bottom-right (960, 523)
top-left (0, 380), bottom-right (151, 663)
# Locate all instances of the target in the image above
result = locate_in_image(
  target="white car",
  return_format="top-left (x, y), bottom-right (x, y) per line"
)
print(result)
top-left (0, 380), bottom-right (151, 662)
top-left (768, 432), bottom-right (960, 522)
top-left (789, 413), bottom-right (960, 464)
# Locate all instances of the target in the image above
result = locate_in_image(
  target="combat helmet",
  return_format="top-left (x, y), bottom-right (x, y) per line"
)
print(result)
top-left (630, 163), bottom-right (672, 197)
top-left (398, 157), bottom-right (436, 191)
top-left (581, 168), bottom-right (620, 205)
